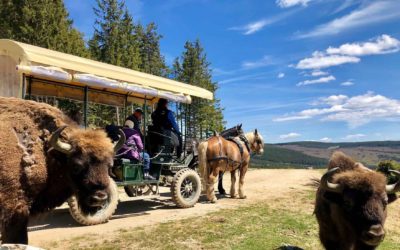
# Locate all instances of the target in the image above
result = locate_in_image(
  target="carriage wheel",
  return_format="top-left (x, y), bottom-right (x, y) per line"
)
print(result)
top-left (124, 184), bottom-right (152, 197)
top-left (68, 177), bottom-right (118, 226)
top-left (171, 168), bottom-right (201, 208)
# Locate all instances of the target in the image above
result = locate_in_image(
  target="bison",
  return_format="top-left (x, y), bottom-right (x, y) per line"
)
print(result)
top-left (315, 152), bottom-right (399, 250)
top-left (0, 97), bottom-right (123, 244)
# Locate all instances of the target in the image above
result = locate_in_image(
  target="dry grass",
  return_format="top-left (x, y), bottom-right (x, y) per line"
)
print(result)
top-left (41, 187), bottom-right (400, 250)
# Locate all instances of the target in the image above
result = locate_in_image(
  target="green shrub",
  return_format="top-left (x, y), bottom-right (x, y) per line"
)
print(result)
top-left (376, 160), bottom-right (400, 184)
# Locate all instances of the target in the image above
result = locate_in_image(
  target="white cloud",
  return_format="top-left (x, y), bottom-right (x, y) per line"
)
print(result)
top-left (229, 11), bottom-right (295, 35)
top-left (318, 95), bottom-right (348, 106)
top-left (297, 75), bottom-right (336, 86)
top-left (311, 70), bottom-right (328, 77)
top-left (320, 137), bottom-right (332, 142)
top-left (276, 0), bottom-right (311, 8)
top-left (278, 73), bottom-right (285, 78)
top-left (273, 115), bottom-right (311, 122)
top-left (242, 55), bottom-right (274, 69)
top-left (333, 0), bottom-right (363, 14)
top-left (342, 134), bottom-right (366, 140)
top-left (326, 35), bottom-right (400, 56)
top-left (274, 92), bottom-right (400, 128)
top-left (219, 72), bottom-right (268, 84)
top-left (280, 132), bottom-right (301, 140)
top-left (233, 19), bottom-right (271, 35)
top-left (297, 1), bottom-right (400, 38)
top-left (296, 52), bottom-right (360, 70)
top-left (340, 81), bottom-right (354, 86)
top-left (296, 35), bottom-right (399, 70)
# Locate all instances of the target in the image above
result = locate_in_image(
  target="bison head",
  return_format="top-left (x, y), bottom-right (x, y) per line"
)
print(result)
top-left (49, 126), bottom-right (124, 209)
top-left (320, 166), bottom-right (400, 246)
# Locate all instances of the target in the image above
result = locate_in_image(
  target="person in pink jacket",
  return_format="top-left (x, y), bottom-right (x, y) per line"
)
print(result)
top-left (118, 120), bottom-right (155, 180)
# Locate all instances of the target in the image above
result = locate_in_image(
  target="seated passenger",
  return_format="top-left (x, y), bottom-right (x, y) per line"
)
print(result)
top-left (118, 120), bottom-right (155, 180)
top-left (126, 107), bottom-right (144, 140)
top-left (151, 98), bottom-right (182, 158)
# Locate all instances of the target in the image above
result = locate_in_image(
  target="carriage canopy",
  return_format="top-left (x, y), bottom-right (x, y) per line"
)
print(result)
top-left (0, 39), bottom-right (213, 106)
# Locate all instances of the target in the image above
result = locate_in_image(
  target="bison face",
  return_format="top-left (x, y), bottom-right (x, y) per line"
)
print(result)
top-left (49, 127), bottom-right (122, 210)
top-left (68, 150), bottom-right (113, 209)
top-left (340, 189), bottom-right (388, 246)
top-left (321, 167), bottom-right (399, 247)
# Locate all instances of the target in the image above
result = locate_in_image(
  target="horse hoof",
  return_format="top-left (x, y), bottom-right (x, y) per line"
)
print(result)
top-left (239, 195), bottom-right (247, 199)
top-left (219, 189), bottom-right (226, 195)
top-left (230, 195), bottom-right (238, 199)
top-left (210, 198), bottom-right (217, 203)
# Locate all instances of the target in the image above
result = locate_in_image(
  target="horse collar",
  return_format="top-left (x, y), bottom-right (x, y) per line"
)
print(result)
top-left (239, 135), bottom-right (251, 153)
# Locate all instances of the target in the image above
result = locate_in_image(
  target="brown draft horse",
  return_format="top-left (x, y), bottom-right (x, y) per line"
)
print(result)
top-left (198, 129), bottom-right (264, 203)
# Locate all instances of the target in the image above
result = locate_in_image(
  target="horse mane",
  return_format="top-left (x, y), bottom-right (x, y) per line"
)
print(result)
top-left (245, 131), bottom-right (263, 144)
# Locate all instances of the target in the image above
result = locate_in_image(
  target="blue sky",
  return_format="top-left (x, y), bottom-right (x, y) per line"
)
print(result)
top-left (64, 0), bottom-right (400, 143)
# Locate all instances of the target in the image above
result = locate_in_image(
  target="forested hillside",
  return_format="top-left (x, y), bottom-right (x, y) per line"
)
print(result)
top-left (251, 141), bottom-right (400, 168)
top-left (251, 144), bottom-right (328, 169)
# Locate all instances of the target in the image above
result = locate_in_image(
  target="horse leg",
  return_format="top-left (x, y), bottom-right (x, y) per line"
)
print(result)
top-left (218, 171), bottom-right (226, 195)
top-left (1, 208), bottom-right (29, 244)
top-left (239, 165), bottom-right (248, 199)
top-left (230, 170), bottom-right (237, 198)
top-left (206, 169), bottom-right (219, 203)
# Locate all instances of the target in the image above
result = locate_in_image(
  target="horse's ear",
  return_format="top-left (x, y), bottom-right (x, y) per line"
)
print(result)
top-left (238, 123), bottom-right (242, 129)
top-left (254, 129), bottom-right (258, 135)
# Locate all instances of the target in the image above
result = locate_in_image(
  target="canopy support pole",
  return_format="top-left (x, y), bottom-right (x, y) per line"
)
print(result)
top-left (27, 76), bottom-right (32, 100)
top-left (83, 86), bottom-right (88, 128)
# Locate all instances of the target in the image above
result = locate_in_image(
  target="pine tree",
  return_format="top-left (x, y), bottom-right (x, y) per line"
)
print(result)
top-left (89, 0), bottom-right (124, 65)
top-left (136, 23), bottom-right (168, 76)
top-left (120, 9), bottom-right (141, 70)
top-left (173, 40), bottom-right (225, 138)
top-left (88, 0), bottom-right (144, 127)
top-left (89, 0), bottom-right (141, 69)
top-left (0, 0), bottom-right (88, 57)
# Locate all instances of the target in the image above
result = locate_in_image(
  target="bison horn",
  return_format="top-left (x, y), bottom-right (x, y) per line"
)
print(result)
top-left (386, 170), bottom-right (400, 194)
top-left (320, 167), bottom-right (343, 193)
top-left (49, 126), bottom-right (73, 154)
top-left (113, 129), bottom-right (126, 152)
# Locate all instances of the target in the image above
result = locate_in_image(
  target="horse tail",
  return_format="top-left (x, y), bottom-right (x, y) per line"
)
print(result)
top-left (198, 140), bottom-right (209, 191)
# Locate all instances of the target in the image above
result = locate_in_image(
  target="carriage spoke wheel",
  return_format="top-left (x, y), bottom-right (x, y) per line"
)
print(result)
top-left (171, 168), bottom-right (201, 208)
top-left (68, 177), bottom-right (118, 226)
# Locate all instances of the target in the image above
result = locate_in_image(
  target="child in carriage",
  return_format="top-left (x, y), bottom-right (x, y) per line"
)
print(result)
top-left (117, 120), bottom-right (156, 180)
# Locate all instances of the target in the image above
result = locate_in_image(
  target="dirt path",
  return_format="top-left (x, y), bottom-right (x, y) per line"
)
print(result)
top-left (28, 169), bottom-right (321, 246)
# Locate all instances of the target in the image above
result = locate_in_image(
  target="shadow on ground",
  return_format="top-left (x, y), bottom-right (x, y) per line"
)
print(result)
top-left (275, 246), bottom-right (304, 250)
top-left (28, 191), bottom-right (229, 232)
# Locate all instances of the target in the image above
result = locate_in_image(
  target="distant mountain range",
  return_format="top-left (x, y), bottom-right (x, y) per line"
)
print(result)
top-left (251, 141), bottom-right (400, 169)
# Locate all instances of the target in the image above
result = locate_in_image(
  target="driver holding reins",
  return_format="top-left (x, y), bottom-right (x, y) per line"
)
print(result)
top-left (151, 98), bottom-right (182, 158)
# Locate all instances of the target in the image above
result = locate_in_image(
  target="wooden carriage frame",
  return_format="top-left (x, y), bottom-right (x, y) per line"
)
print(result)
top-left (0, 39), bottom-right (213, 224)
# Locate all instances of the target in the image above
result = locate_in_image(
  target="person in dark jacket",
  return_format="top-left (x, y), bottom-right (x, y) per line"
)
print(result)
top-left (126, 107), bottom-right (144, 139)
top-left (151, 98), bottom-right (182, 157)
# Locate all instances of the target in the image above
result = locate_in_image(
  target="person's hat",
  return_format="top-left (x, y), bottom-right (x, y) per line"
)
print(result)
top-left (134, 107), bottom-right (143, 114)
top-left (125, 120), bottom-right (134, 129)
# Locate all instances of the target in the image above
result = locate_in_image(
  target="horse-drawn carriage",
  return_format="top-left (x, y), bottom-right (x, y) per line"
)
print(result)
top-left (0, 39), bottom-right (213, 225)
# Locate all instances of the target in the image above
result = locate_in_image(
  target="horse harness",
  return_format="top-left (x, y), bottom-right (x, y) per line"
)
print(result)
top-left (208, 135), bottom-right (251, 171)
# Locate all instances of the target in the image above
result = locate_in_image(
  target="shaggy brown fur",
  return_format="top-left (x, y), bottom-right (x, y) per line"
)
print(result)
top-left (0, 97), bottom-right (114, 244)
top-left (315, 151), bottom-right (396, 250)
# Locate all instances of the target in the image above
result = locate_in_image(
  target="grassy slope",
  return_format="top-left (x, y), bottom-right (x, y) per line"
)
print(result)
top-left (44, 190), bottom-right (400, 250)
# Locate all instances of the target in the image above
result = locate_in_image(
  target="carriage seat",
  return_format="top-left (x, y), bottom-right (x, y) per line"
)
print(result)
top-left (147, 125), bottom-right (176, 156)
